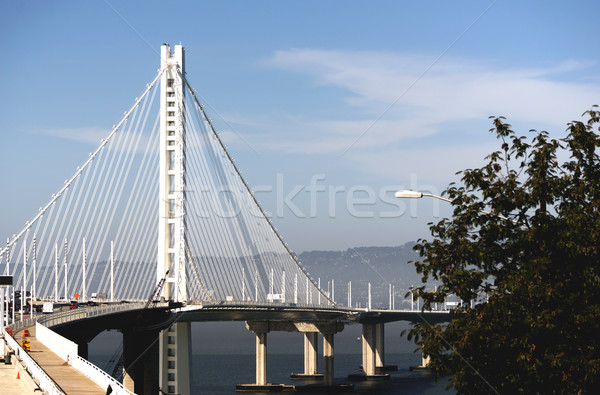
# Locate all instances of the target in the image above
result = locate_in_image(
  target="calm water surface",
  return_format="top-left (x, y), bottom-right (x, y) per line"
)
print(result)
top-left (91, 352), bottom-right (453, 394)
top-left (89, 323), bottom-right (454, 394)
top-left (192, 353), bottom-right (453, 394)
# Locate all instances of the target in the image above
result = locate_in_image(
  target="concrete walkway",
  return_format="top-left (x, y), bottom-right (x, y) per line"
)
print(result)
top-left (16, 326), bottom-right (106, 395)
top-left (0, 360), bottom-right (29, 395)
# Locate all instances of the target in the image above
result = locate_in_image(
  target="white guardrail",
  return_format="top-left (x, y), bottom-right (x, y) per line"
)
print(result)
top-left (2, 301), bottom-right (171, 395)
top-left (3, 327), bottom-right (66, 395)
top-left (36, 318), bottom-right (137, 395)
top-left (37, 302), bottom-right (148, 328)
top-left (34, 301), bottom-right (170, 395)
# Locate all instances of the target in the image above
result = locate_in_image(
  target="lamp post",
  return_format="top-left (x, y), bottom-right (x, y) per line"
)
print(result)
top-left (397, 189), bottom-right (517, 310)
top-left (395, 190), bottom-right (517, 223)
top-left (395, 190), bottom-right (451, 202)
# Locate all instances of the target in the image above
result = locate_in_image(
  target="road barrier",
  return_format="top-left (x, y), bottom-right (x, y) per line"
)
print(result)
top-left (36, 321), bottom-right (135, 395)
top-left (1, 303), bottom-right (157, 395)
top-left (3, 327), bottom-right (65, 395)
top-left (37, 302), bottom-right (150, 328)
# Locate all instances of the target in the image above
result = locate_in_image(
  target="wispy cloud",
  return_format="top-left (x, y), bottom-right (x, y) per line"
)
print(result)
top-left (39, 126), bottom-right (156, 156)
top-left (40, 126), bottom-right (111, 145)
top-left (267, 50), bottom-right (597, 117)
top-left (39, 50), bottom-right (598, 185)
top-left (238, 49), bottom-right (599, 157)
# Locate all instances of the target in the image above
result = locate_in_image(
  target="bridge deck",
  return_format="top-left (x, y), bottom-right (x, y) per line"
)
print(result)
top-left (0, 359), bottom-right (28, 394)
top-left (18, 327), bottom-right (106, 395)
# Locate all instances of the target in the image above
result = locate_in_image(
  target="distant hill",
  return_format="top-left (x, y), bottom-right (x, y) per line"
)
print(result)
top-left (53, 242), bottom-right (427, 309)
top-left (297, 242), bottom-right (427, 309)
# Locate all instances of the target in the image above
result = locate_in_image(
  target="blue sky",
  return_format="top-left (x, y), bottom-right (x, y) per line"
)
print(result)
top-left (1, 1), bottom-right (599, 252)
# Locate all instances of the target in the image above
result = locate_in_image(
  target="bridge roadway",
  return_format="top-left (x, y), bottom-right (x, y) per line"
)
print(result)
top-left (174, 302), bottom-right (452, 324)
top-left (3, 302), bottom-right (174, 395)
top-left (37, 301), bottom-right (452, 337)
top-left (16, 325), bottom-right (106, 394)
top-left (31, 301), bottom-right (451, 363)
top-left (7, 301), bottom-right (451, 394)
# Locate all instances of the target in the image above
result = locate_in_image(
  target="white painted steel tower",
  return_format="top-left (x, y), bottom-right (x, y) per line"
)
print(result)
top-left (158, 43), bottom-right (187, 302)
top-left (157, 43), bottom-right (192, 395)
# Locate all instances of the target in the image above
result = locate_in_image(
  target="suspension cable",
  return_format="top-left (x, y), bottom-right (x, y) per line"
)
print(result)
top-left (0, 68), bottom-right (166, 259)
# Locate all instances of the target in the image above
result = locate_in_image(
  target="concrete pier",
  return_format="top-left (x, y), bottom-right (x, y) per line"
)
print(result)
top-left (375, 323), bottom-right (384, 367)
top-left (290, 332), bottom-right (323, 380)
top-left (293, 323), bottom-right (353, 392)
top-left (323, 333), bottom-right (334, 386)
top-left (362, 323), bottom-right (375, 376)
top-left (237, 321), bottom-right (292, 392)
top-left (375, 323), bottom-right (397, 372)
top-left (122, 329), bottom-right (159, 395)
top-left (305, 332), bottom-right (318, 375)
top-left (240, 321), bottom-right (347, 391)
top-left (410, 347), bottom-right (431, 372)
top-left (348, 323), bottom-right (390, 381)
top-left (256, 331), bottom-right (267, 385)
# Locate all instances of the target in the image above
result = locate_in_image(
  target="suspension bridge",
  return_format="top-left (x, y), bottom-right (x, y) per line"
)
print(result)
top-left (0, 44), bottom-right (450, 394)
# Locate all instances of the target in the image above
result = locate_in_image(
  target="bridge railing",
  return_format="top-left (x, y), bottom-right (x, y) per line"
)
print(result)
top-left (71, 355), bottom-right (135, 395)
top-left (9, 317), bottom-right (38, 333)
top-left (3, 328), bottom-right (66, 395)
top-left (187, 299), bottom-right (348, 310)
top-left (35, 323), bottom-right (77, 361)
top-left (37, 302), bottom-right (149, 328)
top-left (36, 321), bottom-right (135, 395)
top-left (2, 303), bottom-right (158, 395)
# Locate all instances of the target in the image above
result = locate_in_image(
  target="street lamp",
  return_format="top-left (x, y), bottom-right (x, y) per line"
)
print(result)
top-left (395, 190), bottom-right (516, 223)
top-left (395, 190), bottom-right (452, 202)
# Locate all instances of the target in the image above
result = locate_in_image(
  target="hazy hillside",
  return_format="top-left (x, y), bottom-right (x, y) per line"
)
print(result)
top-left (60, 242), bottom-right (427, 309)
top-left (297, 242), bottom-right (427, 309)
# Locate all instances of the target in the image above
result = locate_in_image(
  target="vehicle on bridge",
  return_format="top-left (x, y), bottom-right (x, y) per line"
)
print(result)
top-left (42, 302), bottom-right (54, 314)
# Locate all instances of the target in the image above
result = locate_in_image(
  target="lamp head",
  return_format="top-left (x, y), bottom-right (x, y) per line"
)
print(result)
top-left (395, 190), bottom-right (424, 199)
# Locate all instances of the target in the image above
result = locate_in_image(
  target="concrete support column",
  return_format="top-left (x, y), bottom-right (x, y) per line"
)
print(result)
top-left (123, 330), bottom-right (159, 395)
top-left (362, 323), bottom-right (376, 376)
top-left (350, 322), bottom-right (393, 380)
top-left (375, 323), bottom-right (384, 368)
top-left (409, 345), bottom-right (431, 372)
top-left (256, 331), bottom-right (267, 385)
top-left (304, 332), bottom-right (318, 375)
top-left (159, 322), bottom-right (192, 395)
top-left (323, 333), bottom-right (334, 386)
top-left (422, 349), bottom-right (430, 368)
top-left (246, 321), bottom-right (344, 389)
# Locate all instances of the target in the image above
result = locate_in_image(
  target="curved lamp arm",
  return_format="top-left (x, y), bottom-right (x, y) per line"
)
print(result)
top-left (395, 190), bottom-right (451, 202)
top-left (395, 190), bottom-right (517, 223)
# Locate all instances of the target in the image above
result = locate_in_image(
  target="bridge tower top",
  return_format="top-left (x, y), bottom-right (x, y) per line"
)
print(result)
top-left (158, 43), bottom-right (187, 302)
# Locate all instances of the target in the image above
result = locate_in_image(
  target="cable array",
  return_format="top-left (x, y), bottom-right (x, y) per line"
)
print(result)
top-left (1, 71), bottom-right (164, 302)
top-left (183, 77), bottom-right (331, 305)
top-left (0, 69), bottom-right (330, 307)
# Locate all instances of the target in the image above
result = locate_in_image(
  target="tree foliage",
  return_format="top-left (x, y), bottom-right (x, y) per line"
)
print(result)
top-left (406, 107), bottom-right (600, 394)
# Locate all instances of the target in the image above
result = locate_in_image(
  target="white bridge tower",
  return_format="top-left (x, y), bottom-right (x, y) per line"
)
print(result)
top-left (158, 43), bottom-right (187, 302)
top-left (157, 43), bottom-right (192, 395)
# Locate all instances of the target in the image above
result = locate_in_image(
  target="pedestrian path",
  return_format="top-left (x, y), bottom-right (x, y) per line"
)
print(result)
top-left (0, 360), bottom-right (28, 395)
top-left (16, 326), bottom-right (106, 395)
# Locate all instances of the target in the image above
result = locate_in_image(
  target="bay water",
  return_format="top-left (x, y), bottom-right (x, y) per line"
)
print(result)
top-left (89, 322), bottom-right (454, 394)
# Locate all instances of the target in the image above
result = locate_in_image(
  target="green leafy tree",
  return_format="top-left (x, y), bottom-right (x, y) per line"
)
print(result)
top-left (406, 107), bottom-right (600, 394)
